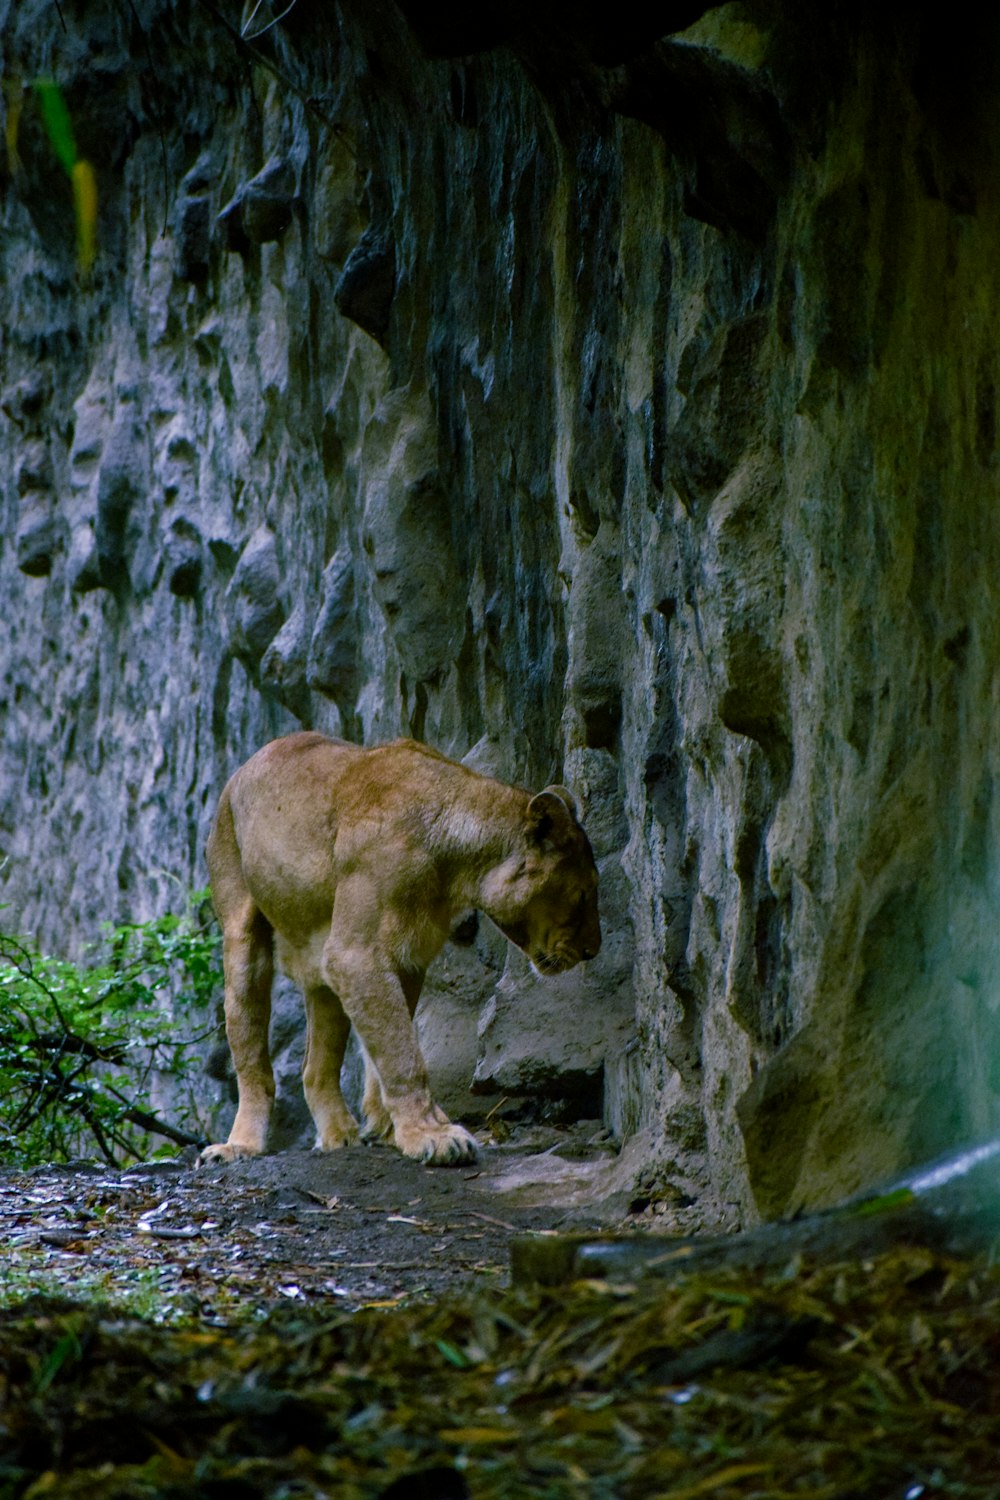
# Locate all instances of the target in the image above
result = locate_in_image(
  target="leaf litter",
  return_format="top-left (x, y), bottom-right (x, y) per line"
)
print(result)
top-left (1, 1138), bottom-right (1000, 1496)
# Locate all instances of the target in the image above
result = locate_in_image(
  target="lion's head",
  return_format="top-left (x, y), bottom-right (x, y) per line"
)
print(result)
top-left (481, 786), bottom-right (601, 975)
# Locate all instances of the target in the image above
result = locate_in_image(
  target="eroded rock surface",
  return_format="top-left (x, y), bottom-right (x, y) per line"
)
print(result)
top-left (2, 2), bottom-right (999, 1225)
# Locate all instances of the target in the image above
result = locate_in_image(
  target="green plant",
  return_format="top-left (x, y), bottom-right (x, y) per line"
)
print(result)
top-left (0, 893), bottom-right (222, 1167)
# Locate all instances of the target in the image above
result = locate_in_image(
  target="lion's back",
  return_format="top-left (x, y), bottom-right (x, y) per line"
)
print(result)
top-left (212, 735), bottom-right (472, 929)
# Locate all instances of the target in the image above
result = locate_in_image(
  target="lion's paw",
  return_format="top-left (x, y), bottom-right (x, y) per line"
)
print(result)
top-left (313, 1120), bottom-right (360, 1151)
top-left (397, 1120), bottom-right (479, 1166)
top-left (198, 1141), bottom-right (262, 1166)
top-left (359, 1107), bottom-right (394, 1143)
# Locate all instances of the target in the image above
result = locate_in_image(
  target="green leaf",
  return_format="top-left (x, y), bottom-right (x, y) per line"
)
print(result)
top-left (34, 1327), bottom-right (82, 1393)
top-left (849, 1188), bottom-right (916, 1219)
top-left (33, 77), bottom-right (77, 175)
top-left (0, 895), bottom-right (221, 1167)
top-left (435, 1338), bottom-right (471, 1368)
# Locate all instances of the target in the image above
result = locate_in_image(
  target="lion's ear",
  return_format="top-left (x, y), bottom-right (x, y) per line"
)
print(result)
top-left (540, 784), bottom-right (578, 819)
top-left (527, 786), bottom-right (578, 843)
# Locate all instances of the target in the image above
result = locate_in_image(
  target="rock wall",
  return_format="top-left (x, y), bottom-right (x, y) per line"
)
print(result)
top-left (2, 0), bottom-right (999, 1224)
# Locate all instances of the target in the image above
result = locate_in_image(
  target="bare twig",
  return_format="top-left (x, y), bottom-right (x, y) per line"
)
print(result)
top-left (193, 0), bottom-right (355, 155)
top-left (463, 1209), bottom-right (522, 1233)
top-left (241, 0), bottom-right (301, 43)
top-left (103, 1083), bottom-right (207, 1149)
top-left (78, 1099), bottom-right (120, 1168)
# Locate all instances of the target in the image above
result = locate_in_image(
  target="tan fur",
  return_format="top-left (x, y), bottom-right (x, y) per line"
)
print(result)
top-left (200, 732), bottom-right (601, 1166)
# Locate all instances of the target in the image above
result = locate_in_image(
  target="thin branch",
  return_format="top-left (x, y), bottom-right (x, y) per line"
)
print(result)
top-left (0, 936), bottom-right (75, 1036)
top-left (103, 1083), bottom-right (208, 1149)
top-left (1, 918), bottom-right (218, 1165)
top-left (78, 1099), bottom-right (120, 1168)
top-left (242, 0), bottom-right (301, 43)
top-left (193, 0), bottom-right (355, 156)
top-left (107, 1120), bottom-right (143, 1163)
top-left (30, 1030), bottom-right (125, 1065)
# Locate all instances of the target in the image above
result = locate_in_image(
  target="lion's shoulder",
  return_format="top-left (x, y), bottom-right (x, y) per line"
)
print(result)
top-left (372, 737), bottom-right (456, 767)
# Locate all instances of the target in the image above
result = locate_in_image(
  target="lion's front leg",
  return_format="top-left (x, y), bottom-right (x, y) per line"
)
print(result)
top-left (323, 920), bottom-right (477, 1166)
top-left (358, 967), bottom-right (426, 1144)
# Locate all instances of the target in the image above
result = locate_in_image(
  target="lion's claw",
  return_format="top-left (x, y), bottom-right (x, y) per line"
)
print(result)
top-left (198, 1141), bottom-right (263, 1166)
top-left (312, 1121), bottom-right (359, 1151)
top-left (396, 1121), bottom-right (479, 1166)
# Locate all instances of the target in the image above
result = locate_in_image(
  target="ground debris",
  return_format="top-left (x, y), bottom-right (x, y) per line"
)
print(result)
top-left (0, 1142), bottom-right (571, 1320)
top-left (2, 1242), bottom-right (1000, 1497)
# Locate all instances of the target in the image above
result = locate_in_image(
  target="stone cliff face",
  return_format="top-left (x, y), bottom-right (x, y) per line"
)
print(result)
top-left (2, 0), bottom-right (999, 1224)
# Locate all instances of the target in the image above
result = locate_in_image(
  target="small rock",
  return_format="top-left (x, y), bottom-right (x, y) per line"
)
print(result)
top-left (175, 195), bottom-right (211, 282)
top-left (219, 158), bottom-right (296, 251)
top-left (174, 152), bottom-right (214, 282)
top-left (227, 526), bottom-right (285, 664)
top-left (2, 374), bottom-right (49, 426)
top-left (16, 441), bottom-right (53, 493)
top-left (16, 504), bottom-right (63, 577)
top-left (306, 549), bottom-right (356, 700)
top-left (261, 602), bottom-right (312, 718)
top-left (38, 1230), bottom-right (84, 1250)
top-left (363, 470), bottom-right (465, 682)
top-left (165, 519), bottom-right (203, 598)
top-left (334, 226), bottom-right (395, 346)
top-left (68, 522), bottom-right (103, 593)
top-left (95, 419), bottom-right (144, 589)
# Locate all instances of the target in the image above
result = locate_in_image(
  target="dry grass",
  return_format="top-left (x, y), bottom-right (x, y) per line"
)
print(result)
top-left (2, 1239), bottom-right (999, 1497)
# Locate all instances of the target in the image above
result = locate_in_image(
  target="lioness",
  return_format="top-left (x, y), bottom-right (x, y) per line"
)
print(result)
top-left (201, 732), bottom-right (601, 1166)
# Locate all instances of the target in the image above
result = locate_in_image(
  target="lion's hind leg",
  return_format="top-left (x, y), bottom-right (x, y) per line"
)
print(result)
top-left (200, 901), bottom-right (275, 1164)
top-left (302, 984), bottom-right (359, 1151)
top-left (359, 969), bottom-right (424, 1144)
top-left (358, 1039), bottom-right (393, 1142)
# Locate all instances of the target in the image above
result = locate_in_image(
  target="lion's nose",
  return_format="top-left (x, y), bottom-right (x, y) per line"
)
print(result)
top-left (582, 922), bottom-right (602, 963)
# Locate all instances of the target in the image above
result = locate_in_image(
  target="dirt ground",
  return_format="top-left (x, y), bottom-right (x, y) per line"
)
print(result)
top-left (5, 1135), bottom-right (1000, 1496)
top-left (0, 1122), bottom-right (626, 1319)
top-left (4, 1146), bottom-right (1000, 1499)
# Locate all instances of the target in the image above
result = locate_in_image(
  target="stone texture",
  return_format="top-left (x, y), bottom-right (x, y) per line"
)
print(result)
top-left (164, 518), bottom-right (203, 599)
top-left (174, 154), bottom-right (214, 283)
top-left (2, 1), bottom-right (999, 1225)
top-left (226, 526), bottom-right (287, 668)
top-left (219, 156), bottom-right (297, 252)
top-left (307, 548), bottom-right (358, 701)
top-left (94, 413), bottom-right (145, 591)
top-left (15, 503), bottom-right (63, 578)
top-left (360, 386), bottom-right (467, 684)
top-left (334, 226), bottom-right (396, 347)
